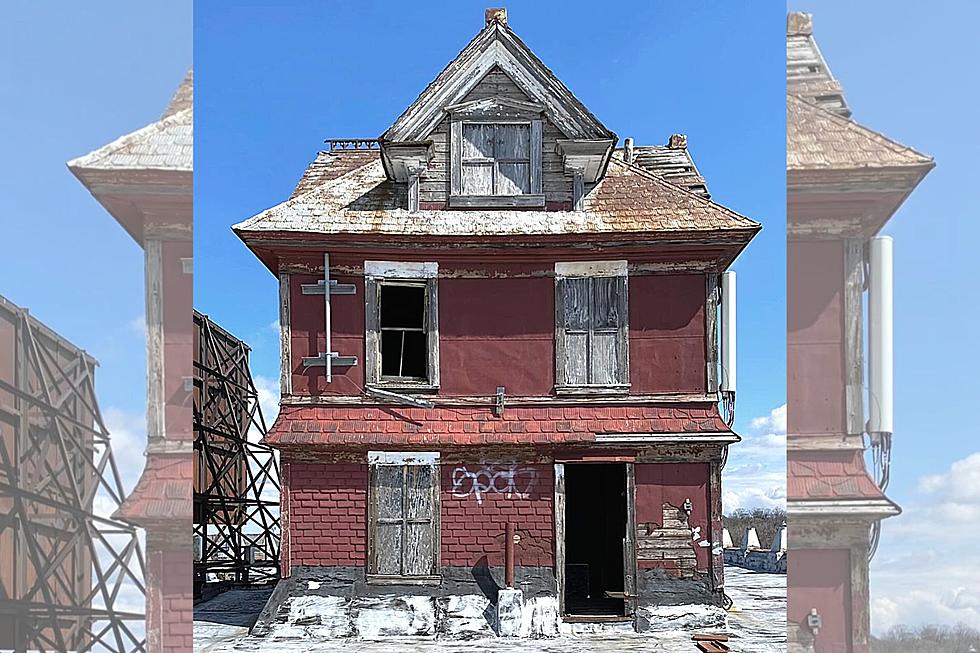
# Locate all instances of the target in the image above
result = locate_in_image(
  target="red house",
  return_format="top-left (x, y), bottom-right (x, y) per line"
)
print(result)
top-left (236, 9), bottom-right (759, 638)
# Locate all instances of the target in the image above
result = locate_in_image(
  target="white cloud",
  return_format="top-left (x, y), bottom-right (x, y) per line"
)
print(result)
top-left (871, 451), bottom-right (980, 633)
top-left (722, 403), bottom-right (787, 515)
top-left (102, 406), bottom-right (147, 495)
top-left (126, 314), bottom-right (146, 338)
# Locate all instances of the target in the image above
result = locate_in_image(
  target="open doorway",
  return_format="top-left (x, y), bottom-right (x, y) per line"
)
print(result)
top-left (564, 463), bottom-right (627, 617)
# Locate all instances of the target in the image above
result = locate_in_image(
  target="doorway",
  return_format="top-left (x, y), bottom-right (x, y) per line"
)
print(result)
top-left (563, 463), bottom-right (628, 617)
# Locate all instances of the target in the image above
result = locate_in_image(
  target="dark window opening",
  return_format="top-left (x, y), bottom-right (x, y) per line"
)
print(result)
top-left (380, 284), bottom-right (427, 380)
top-left (565, 463), bottom-right (627, 616)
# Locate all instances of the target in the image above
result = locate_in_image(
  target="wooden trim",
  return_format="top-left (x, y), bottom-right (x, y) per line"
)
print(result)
top-left (553, 384), bottom-right (631, 397)
top-left (450, 120), bottom-right (463, 196)
top-left (843, 238), bottom-right (865, 436)
top-left (365, 574), bottom-right (441, 586)
top-left (278, 270), bottom-right (292, 396)
top-left (617, 274), bottom-right (630, 385)
top-left (572, 170), bottom-right (584, 210)
top-left (705, 273), bottom-right (720, 394)
top-left (448, 194), bottom-right (545, 208)
top-left (145, 238), bottom-right (165, 442)
top-left (530, 119), bottom-right (543, 194)
top-left (279, 391), bottom-right (717, 407)
top-left (624, 463), bottom-right (637, 617)
top-left (554, 463), bottom-right (566, 616)
top-left (364, 276), bottom-right (381, 385)
top-left (426, 278), bottom-right (440, 390)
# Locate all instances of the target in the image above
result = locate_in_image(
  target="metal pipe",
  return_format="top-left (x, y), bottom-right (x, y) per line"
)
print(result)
top-left (721, 271), bottom-right (736, 393)
top-left (505, 522), bottom-right (515, 588)
top-left (869, 236), bottom-right (893, 435)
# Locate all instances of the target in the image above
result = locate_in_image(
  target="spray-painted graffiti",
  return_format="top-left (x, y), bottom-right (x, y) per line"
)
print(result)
top-left (451, 464), bottom-right (537, 505)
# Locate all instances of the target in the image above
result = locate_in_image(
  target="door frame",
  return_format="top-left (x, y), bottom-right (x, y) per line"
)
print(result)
top-left (554, 461), bottom-right (636, 618)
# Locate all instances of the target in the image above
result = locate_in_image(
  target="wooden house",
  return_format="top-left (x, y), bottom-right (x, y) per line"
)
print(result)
top-left (236, 8), bottom-right (759, 636)
top-left (786, 13), bottom-right (933, 653)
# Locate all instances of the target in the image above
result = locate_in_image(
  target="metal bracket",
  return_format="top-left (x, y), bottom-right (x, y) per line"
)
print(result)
top-left (302, 352), bottom-right (358, 368)
top-left (494, 386), bottom-right (506, 417)
top-left (301, 279), bottom-right (356, 295)
top-left (306, 253), bottom-right (358, 382)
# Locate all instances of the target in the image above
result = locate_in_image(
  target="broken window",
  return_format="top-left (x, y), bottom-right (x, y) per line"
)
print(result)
top-left (368, 453), bottom-right (439, 580)
top-left (364, 262), bottom-right (440, 390)
top-left (556, 271), bottom-right (629, 390)
top-left (380, 283), bottom-right (427, 379)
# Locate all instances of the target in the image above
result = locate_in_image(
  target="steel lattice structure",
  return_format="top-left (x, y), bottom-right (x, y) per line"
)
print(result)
top-left (193, 312), bottom-right (280, 593)
top-left (0, 295), bottom-right (145, 653)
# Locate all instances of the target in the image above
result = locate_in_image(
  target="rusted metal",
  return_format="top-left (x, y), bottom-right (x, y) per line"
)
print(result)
top-left (325, 139), bottom-right (379, 151)
top-left (505, 522), bottom-right (516, 588)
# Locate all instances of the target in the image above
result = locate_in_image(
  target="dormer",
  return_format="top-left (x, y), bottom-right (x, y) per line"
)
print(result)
top-left (378, 8), bottom-right (616, 211)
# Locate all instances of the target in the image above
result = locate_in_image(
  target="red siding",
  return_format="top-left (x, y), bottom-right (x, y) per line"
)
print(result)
top-left (286, 462), bottom-right (367, 568)
top-left (634, 463), bottom-right (710, 571)
top-left (440, 276), bottom-right (555, 395)
top-left (788, 240), bottom-right (846, 436)
top-left (288, 255), bottom-right (709, 399)
top-left (789, 549), bottom-right (854, 653)
top-left (441, 463), bottom-right (554, 567)
top-left (629, 274), bottom-right (706, 394)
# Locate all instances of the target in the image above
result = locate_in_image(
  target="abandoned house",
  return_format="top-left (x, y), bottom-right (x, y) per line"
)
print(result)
top-left (234, 8), bottom-right (760, 638)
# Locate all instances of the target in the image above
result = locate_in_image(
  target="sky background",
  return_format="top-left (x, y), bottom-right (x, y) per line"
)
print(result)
top-left (0, 0), bottom-right (192, 632)
top-left (787, 0), bottom-right (980, 633)
top-left (194, 0), bottom-right (789, 516)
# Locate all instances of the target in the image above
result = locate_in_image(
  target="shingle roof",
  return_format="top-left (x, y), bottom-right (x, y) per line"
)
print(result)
top-left (622, 146), bottom-right (709, 198)
top-left (67, 70), bottom-right (192, 173)
top-left (289, 149), bottom-right (379, 199)
top-left (787, 94), bottom-right (933, 171)
top-left (786, 13), bottom-right (849, 116)
top-left (265, 404), bottom-right (732, 447)
top-left (235, 150), bottom-right (758, 239)
top-left (787, 450), bottom-right (895, 504)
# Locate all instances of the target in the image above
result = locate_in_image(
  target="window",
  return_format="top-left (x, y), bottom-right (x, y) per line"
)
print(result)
top-left (368, 452), bottom-right (440, 582)
top-left (555, 262), bottom-right (629, 392)
top-left (449, 110), bottom-right (543, 208)
top-left (365, 261), bottom-right (439, 390)
top-left (461, 123), bottom-right (531, 195)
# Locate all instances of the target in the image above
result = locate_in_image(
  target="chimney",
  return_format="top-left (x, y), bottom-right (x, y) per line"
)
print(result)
top-left (787, 12), bottom-right (813, 36)
top-left (485, 7), bottom-right (508, 26)
top-left (624, 137), bottom-right (635, 164)
top-left (668, 133), bottom-right (687, 149)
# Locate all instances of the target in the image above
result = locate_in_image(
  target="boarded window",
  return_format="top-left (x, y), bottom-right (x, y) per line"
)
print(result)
top-left (369, 461), bottom-right (438, 578)
top-left (556, 275), bottom-right (629, 387)
top-left (461, 123), bottom-right (532, 195)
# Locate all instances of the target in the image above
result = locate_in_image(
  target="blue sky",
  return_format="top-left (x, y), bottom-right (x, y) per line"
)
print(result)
top-left (0, 2), bottom-right (191, 493)
top-left (195, 0), bottom-right (788, 511)
top-left (787, 0), bottom-right (980, 632)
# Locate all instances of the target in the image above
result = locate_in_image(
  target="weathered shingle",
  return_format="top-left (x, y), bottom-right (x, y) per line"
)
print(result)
top-left (787, 94), bottom-right (933, 171)
top-left (621, 146), bottom-right (709, 198)
top-left (290, 149), bottom-right (380, 199)
top-left (234, 152), bottom-right (758, 238)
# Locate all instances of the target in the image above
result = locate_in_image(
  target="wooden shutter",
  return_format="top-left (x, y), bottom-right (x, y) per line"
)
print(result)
top-left (557, 275), bottom-right (628, 387)
top-left (370, 462), bottom-right (438, 577)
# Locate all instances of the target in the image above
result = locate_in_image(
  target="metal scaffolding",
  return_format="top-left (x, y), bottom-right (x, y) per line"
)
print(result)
top-left (0, 295), bottom-right (145, 653)
top-left (193, 311), bottom-right (280, 594)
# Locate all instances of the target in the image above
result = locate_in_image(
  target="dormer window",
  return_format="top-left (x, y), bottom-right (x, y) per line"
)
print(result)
top-left (448, 98), bottom-right (544, 208)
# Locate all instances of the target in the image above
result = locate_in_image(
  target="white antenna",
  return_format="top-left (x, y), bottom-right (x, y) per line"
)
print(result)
top-left (721, 271), bottom-right (736, 393)
top-left (868, 237), bottom-right (893, 436)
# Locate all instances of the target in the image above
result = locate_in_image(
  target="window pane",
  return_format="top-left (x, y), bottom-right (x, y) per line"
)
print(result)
top-left (496, 162), bottom-right (530, 195)
top-left (592, 276), bottom-right (622, 329)
top-left (376, 523), bottom-right (402, 575)
top-left (462, 123), bottom-right (494, 159)
top-left (495, 124), bottom-right (530, 159)
top-left (563, 331), bottom-right (589, 385)
top-left (461, 162), bottom-right (493, 195)
top-left (380, 285), bottom-right (425, 329)
top-left (399, 331), bottom-right (427, 378)
top-left (376, 465), bottom-right (404, 519)
top-left (405, 466), bottom-right (434, 519)
top-left (591, 330), bottom-right (619, 385)
top-left (561, 278), bottom-right (591, 330)
top-left (404, 523), bottom-right (434, 575)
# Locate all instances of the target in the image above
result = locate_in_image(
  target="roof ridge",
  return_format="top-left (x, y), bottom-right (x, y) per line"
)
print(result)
top-left (67, 107), bottom-right (192, 171)
top-left (788, 93), bottom-right (933, 166)
top-left (604, 157), bottom-right (759, 229)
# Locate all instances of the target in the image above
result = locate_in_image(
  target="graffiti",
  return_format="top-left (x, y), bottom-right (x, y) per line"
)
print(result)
top-left (451, 464), bottom-right (537, 505)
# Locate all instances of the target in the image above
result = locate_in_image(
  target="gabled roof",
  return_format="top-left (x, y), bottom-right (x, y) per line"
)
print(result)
top-left (381, 17), bottom-right (614, 143)
top-left (786, 12), bottom-right (849, 117)
top-left (787, 94), bottom-right (933, 171)
top-left (234, 149), bottom-right (758, 239)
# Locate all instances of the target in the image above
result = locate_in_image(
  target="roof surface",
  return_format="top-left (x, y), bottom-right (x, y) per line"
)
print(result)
top-left (236, 149), bottom-right (758, 239)
top-left (787, 450), bottom-right (895, 504)
top-left (626, 145), bottom-right (709, 198)
top-left (67, 70), bottom-right (193, 173)
top-left (265, 404), bottom-right (732, 447)
top-left (787, 94), bottom-right (933, 171)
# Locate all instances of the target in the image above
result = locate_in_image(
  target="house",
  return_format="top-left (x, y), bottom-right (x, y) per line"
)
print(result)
top-left (235, 8), bottom-right (759, 637)
top-left (786, 13), bottom-right (933, 652)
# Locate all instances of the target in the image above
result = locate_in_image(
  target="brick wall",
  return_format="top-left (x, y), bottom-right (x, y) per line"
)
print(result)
top-left (441, 463), bottom-right (554, 567)
top-left (145, 536), bottom-right (193, 653)
top-left (287, 462), bottom-right (367, 568)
